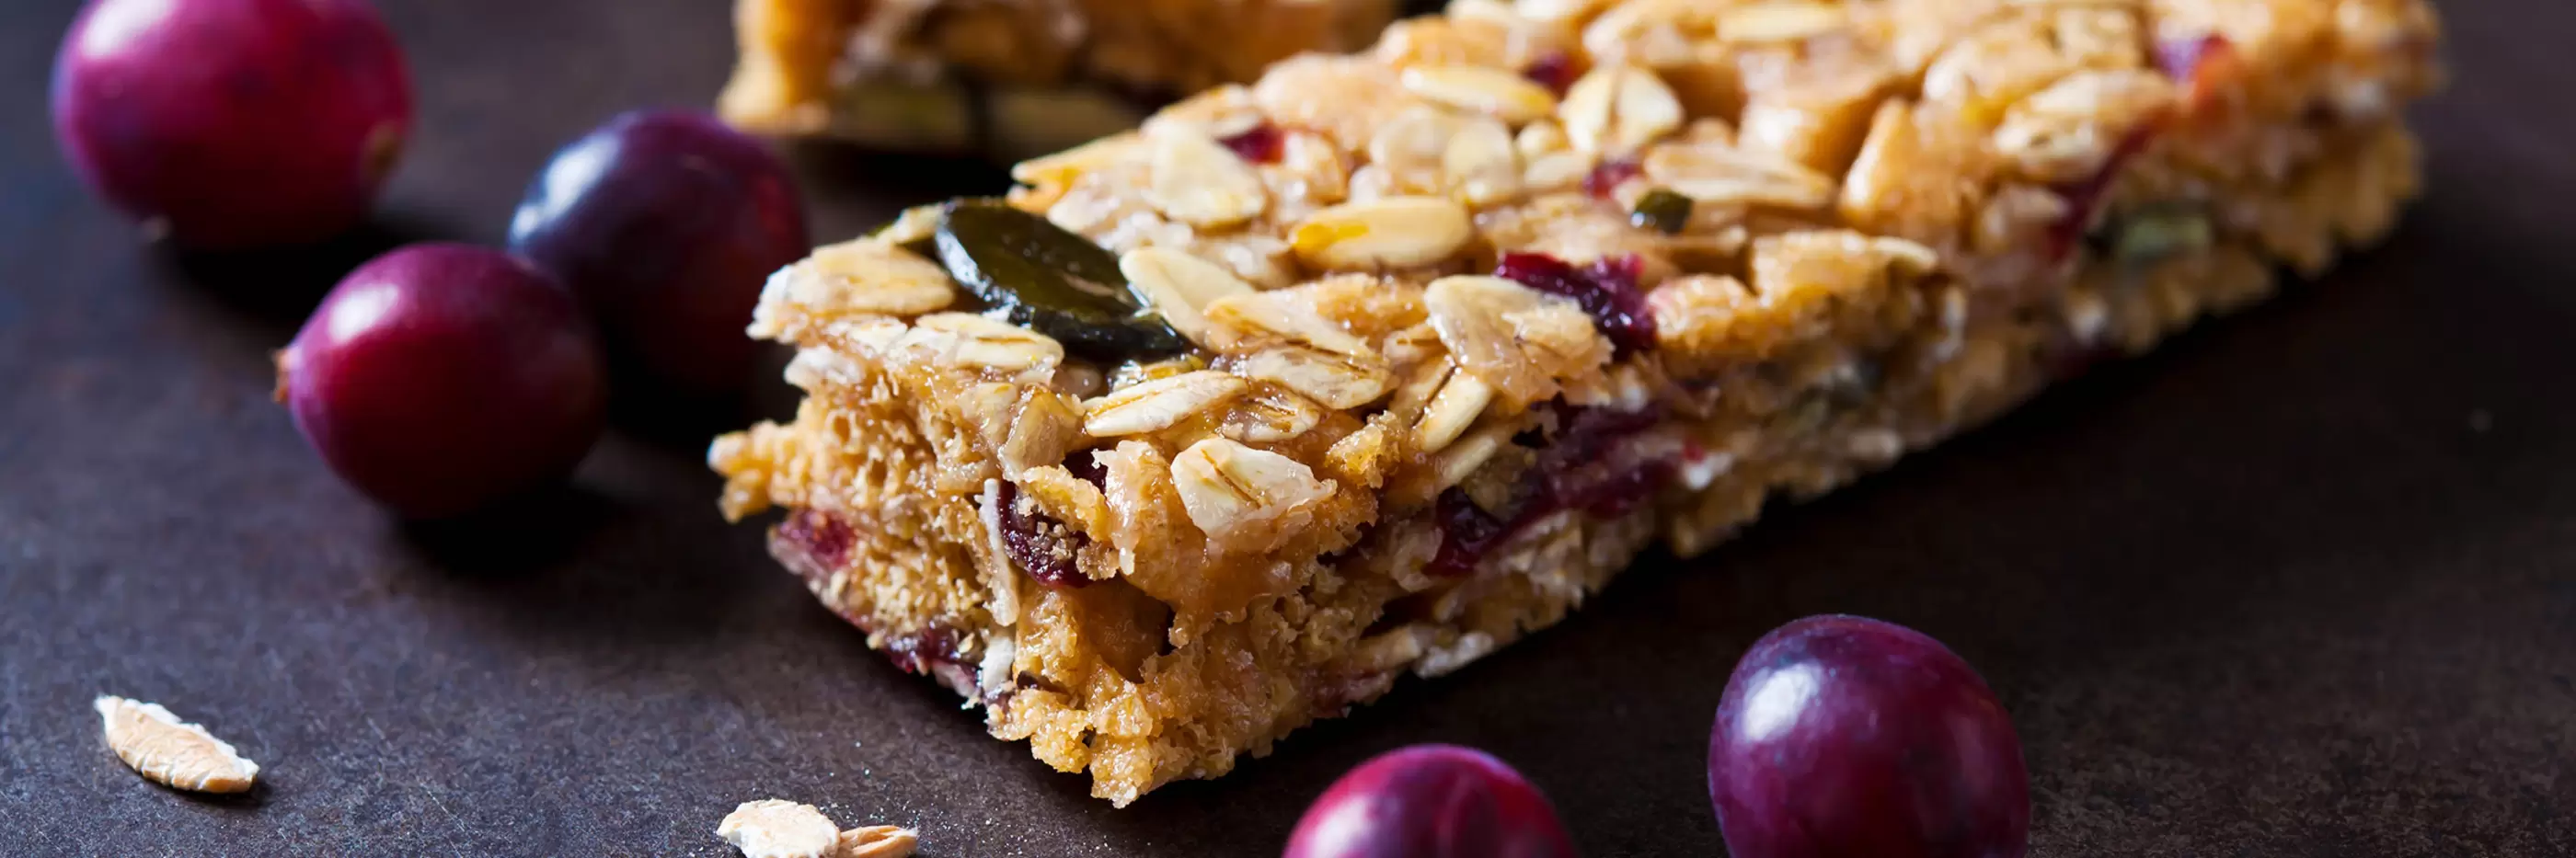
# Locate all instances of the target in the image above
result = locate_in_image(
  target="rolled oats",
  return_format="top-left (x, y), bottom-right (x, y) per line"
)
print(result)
top-left (1400, 64), bottom-right (1561, 125)
top-left (1146, 127), bottom-right (1271, 227)
top-left (1561, 63), bottom-right (1686, 153)
top-left (1083, 370), bottom-right (1248, 436)
top-left (1171, 437), bottom-right (1337, 553)
top-left (94, 696), bottom-right (259, 794)
top-left (835, 826), bottom-right (921, 858)
top-left (1290, 196), bottom-right (1476, 270)
top-left (1236, 346), bottom-right (1394, 410)
top-left (1121, 246), bottom-right (1259, 348)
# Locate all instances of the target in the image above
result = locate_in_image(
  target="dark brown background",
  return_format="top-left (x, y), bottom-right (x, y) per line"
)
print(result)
top-left (5, 0), bottom-right (2572, 854)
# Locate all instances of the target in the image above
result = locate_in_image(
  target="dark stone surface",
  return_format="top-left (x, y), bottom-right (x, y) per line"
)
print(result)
top-left (4, 1), bottom-right (2571, 854)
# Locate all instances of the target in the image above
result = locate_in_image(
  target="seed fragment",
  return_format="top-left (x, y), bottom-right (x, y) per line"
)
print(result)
top-left (94, 695), bottom-right (259, 794)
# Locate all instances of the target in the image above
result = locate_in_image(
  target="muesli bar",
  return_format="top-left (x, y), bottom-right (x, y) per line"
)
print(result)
top-left (718, 0), bottom-right (1408, 158)
top-left (710, 0), bottom-right (2441, 806)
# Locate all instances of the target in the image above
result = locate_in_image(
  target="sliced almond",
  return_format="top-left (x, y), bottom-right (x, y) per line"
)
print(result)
top-left (1120, 246), bottom-right (1258, 348)
top-left (1400, 64), bottom-right (1560, 125)
top-left (1144, 128), bottom-right (1271, 228)
top-left (717, 800), bottom-right (840, 858)
top-left (1083, 370), bottom-right (1248, 436)
top-left (94, 695), bottom-right (258, 794)
top-left (1289, 196), bottom-right (1475, 271)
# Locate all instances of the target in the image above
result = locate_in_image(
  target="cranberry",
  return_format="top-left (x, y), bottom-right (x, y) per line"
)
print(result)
top-left (1218, 122), bottom-right (1288, 165)
top-left (509, 110), bottom-right (810, 395)
top-left (1523, 52), bottom-right (1578, 97)
top-left (1709, 615), bottom-right (2030, 858)
top-left (1428, 404), bottom-right (1670, 577)
top-left (1581, 158), bottom-right (1641, 199)
top-left (1283, 745), bottom-right (1579, 858)
top-left (777, 508), bottom-right (857, 574)
top-left (991, 482), bottom-right (1091, 589)
top-left (884, 625), bottom-right (962, 677)
top-left (276, 244), bottom-right (607, 518)
top-left (1495, 252), bottom-right (1656, 355)
top-left (51, 0), bottom-right (412, 248)
top-left (2154, 34), bottom-right (2242, 112)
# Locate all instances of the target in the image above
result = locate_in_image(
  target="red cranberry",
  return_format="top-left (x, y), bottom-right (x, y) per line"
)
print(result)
top-left (1495, 252), bottom-right (1656, 355)
top-left (1581, 158), bottom-right (1641, 199)
top-left (1523, 52), bottom-right (1578, 97)
top-left (2154, 34), bottom-right (2242, 112)
top-left (1709, 615), bottom-right (2030, 858)
top-left (778, 508), bottom-right (857, 573)
top-left (509, 110), bottom-right (810, 395)
top-left (1284, 745), bottom-right (1579, 858)
top-left (1428, 405), bottom-right (1670, 577)
top-left (1427, 489), bottom-right (1510, 578)
top-left (276, 244), bottom-right (607, 518)
top-left (991, 482), bottom-right (1091, 589)
top-left (51, 0), bottom-right (412, 248)
top-left (1218, 122), bottom-right (1288, 165)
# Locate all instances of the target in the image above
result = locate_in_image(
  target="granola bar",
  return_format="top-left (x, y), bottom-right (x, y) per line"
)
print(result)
top-left (718, 0), bottom-right (1409, 158)
top-left (711, 0), bottom-right (2442, 806)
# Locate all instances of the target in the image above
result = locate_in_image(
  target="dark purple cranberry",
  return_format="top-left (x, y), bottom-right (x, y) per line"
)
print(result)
top-left (509, 109), bottom-right (810, 395)
top-left (1427, 489), bottom-right (1511, 578)
top-left (52, 0), bottom-right (412, 248)
top-left (992, 482), bottom-right (1091, 589)
top-left (1283, 744), bottom-right (1579, 858)
top-left (276, 244), bottom-right (606, 518)
top-left (1581, 158), bottom-right (1641, 199)
top-left (1496, 253), bottom-right (1657, 356)
top-left (1709, 615), bottom-right (2030, 858)
top-left (1523, 52), bottom-right (1578, 97)
top-left (777, 508), bottom-right (857, 573)
top-left (1219, 122), bottom-right (1288, 165)
top-left (884, 625), bottom-right (962, 676)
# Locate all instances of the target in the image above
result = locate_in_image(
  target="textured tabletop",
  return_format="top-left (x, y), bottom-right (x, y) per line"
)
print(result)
top-left (3, 0), bottom-right (2572, 855)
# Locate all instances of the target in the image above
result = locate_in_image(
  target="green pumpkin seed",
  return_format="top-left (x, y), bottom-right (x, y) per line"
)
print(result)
top-left (932, 200), bottom-right (1187, 360)
top-left (1629, 188), bottom-right (1694, 235)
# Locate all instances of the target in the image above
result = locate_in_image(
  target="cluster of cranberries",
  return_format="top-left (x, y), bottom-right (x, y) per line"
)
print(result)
top-left (52, 0), bottom-right (810, 518)
top-left (1284, 615), bottom-right (2030, 858)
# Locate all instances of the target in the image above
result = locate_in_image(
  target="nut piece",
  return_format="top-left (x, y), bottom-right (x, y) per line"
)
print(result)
top-left (94, 695), bottom-right (259, 794)
top-left (1120, 246), bottom-right (1258, 348)
top-left (1290, 197), bottom-right (1475, 271)
top-left (1400, 64), bottom-right (1560, 125)
top-left (1144, 128), bottom-right (1271, 228)
top-left (1084, 370), bottom-right (1248, 436)
top-left (1171, 437), bottom-right (1337, 554)
top-left (718, 800), bottom-right (841, 858)
top-left (835, 825), bottom-right (920, 858)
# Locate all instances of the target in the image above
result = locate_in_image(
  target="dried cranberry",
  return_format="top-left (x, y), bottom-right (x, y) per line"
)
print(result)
top-left (1583, 158), bottom-right (1642, 199)
top-left (1523, 52), bottom-right (1578, 97)
top-left (993, 482), bottom-right (1092, 589)
top-left (2044, 128), bottom-right (2158, 261)
top-left (778, 509), bottom-right (856, 573)
top-left (884, 625), bottom-right (961, 676)
top-left (1064, 450), bottom-right (1110, 487)
top-left (2154, 34), bottom-right (2241, 113)
top-left (1428, 489), bottom-right (1510, 578)
top-left (1218, 122), bottom-right (1286, 164)
top-left (1428, 404), bottom-right (1673, 577)
top-left (1496, 252), bottom-right (1658, 355)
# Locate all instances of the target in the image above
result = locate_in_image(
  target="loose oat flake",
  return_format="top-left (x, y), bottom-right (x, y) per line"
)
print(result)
top-left (835, 825), bottom-right (921, 858)
top-left (94, 695), bottom-right (259, 794)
